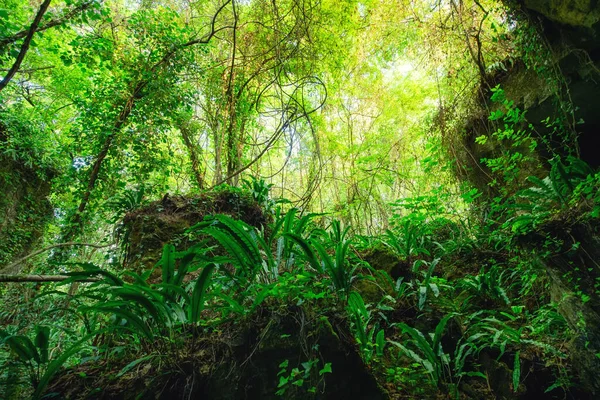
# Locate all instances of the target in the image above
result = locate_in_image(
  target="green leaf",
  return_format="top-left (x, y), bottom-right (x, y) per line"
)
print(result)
top-left (204, 227), bottom-right (251, 273)
top-left (319, 362), bottom-right (332, 375)
top-left (66, 269), bottom-right (123, 286)
top-left (5, 335), bottom-right (39, 363)
top-left (283, 233), bottom-right (322, 273)
top-left (278, 376), bottom-right (289, 388)
top-left (160, 244), bottom-right (176, 284)
top-left (376, 329), bottom-right (385, 357)
top-left (512, 351), bottom-right (520, 393)
top-left (545, 382), bottom-right (563, 393)
top-left (33, 329), bottom-right (106, 399)
top-left (116, 355), bottom-right (155, 378)
top-left (113, 287), bottom-right (164, 325)
top-left (418, 285), bottom-right (428, 310)
top-left (34, 326), bottom-right (50, 364)
top-left (433, 313), bottom-right (455, 353)
top-left (190, 263), bottom-right (215, 324)
top-left (85, 304), bottom-right (153, 340)
top-left (172, 250), bottom-right (196, 287)
top-left (216, 292), bottom-right (246, 315)
top-left (312, 239), bottom-right (340, 289)
top-left (155, 283), bottom-right (191, 305)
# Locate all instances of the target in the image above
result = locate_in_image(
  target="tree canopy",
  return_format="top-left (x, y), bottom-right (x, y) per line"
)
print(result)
top-left (1, 0), bottom-right (600, 399)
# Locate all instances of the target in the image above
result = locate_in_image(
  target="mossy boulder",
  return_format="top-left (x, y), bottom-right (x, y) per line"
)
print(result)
top-left (361, 245), bottom-right (411, 280)
top-left (122, 188), bottom-right (270, 273)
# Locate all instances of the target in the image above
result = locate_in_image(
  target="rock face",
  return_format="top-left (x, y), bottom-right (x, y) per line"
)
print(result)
top-left (517, 0), bottom-right (600, 168)
top-left (460, 1), bottom-right (600, 395)
top-left (48, 306), bottom-right (387, 400)
top-left (460, 0), bottom-right (600, 197)
top-left (532, 217), bottom-right (600, 395)
top-left (523, 0), bottom-right (600, 28)
top-left (0, 155), bottom-right (52, 272)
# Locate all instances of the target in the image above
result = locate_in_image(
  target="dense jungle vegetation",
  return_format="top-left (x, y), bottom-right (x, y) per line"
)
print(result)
top-left (1, 0), bottom-right (600, 398)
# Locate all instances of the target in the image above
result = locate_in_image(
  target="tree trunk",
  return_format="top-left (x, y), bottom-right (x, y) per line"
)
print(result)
top-left (179, 120), bottom-right (205, 190)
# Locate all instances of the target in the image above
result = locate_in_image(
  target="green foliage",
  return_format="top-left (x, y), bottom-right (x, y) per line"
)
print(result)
top-left (347, 292), bottom-right (385, 362)
top-left (0, 326), bottom-right (94, 399)
top-left (413, 258), bottom-right (442, 310)
top-left (389, 314), bottom-right (455, 388)
top-left (242, 176), bottom-right (275, 214)
top-left (454, 310), bottom-right (562, 381)
top-left (78, 243), bottom-right (216, 342)
top-left (190, 263), bottom-right (215, 325)
top-left (509, 157), bottom-right (597, 234)
top-left (285, 219), bottom-right (357, 295)
top-left (479, 86), bottom-right (540, 187)
top-left (189, 214), bottom-right (275, 282)
top-left (105, 186), bottom-right (146, 223)
top-left (0, 1), bottom-right (598, 398)
top-left (268, 207), bottom-right (320, 271)
top-left (458, 264), bottom-right (510, 305)
top-left (383, 221), bottom-right (430, 262)
top-left (275, 357), bottom-right (331, 397)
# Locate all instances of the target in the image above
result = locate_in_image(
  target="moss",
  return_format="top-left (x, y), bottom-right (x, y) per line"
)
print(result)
top-left (361, 244), bottom-right (411, 280)
top-left (0, 156), bottom-right (52, 270)
top-left (523, 0), bottom-right (600, 28)
top-left (353, 277), bottom-right (389, 305)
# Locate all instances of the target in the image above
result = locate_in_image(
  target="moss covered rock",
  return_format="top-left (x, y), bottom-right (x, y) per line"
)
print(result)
top-left (122, 188), bottom-right (270, 273)
top-left (522, 0), bottom-right (600, 28)
top-left (47, 305), bottom-right (387, 400)
top-left (0, 155), bottom-right (52, 272)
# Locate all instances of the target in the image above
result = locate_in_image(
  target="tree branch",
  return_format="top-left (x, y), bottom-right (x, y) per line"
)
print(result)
top-left (0, 0), bottom-right (52, 92)
top-left (64, 1), bottom-right (233, 240)
top-left (0, 242), bottom-right (113, 274)
top-left (0, 0), bottom-right (95, 48)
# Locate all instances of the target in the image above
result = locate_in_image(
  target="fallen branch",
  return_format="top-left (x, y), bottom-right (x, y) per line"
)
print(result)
top-left (0, 242), bottom-right (113, 274)
top-left (0, 274), bottom-right (100, 283)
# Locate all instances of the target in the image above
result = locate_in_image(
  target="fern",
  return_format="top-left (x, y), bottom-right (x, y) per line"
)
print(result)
top-left (189, 263), bottom-right (215, 324)
top-left (189, 215), bottom-right (270, 282)
top-left (269, 208), bottom-right (320, 272)
top-left (347, 292), bottom-right (383, 362)
top-left (389, 313), bottom-right (455, 387)
top-left (105, 186), bottom-right (145, 223)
